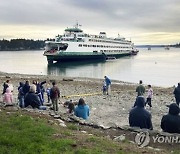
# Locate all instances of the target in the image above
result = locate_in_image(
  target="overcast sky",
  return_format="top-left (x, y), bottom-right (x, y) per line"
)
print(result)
top-left (0, 0), bottom-right (180, 45)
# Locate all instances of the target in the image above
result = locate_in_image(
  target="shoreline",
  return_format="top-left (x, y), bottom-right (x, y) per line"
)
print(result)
top-left (0, 71), bottom-right (175, 131)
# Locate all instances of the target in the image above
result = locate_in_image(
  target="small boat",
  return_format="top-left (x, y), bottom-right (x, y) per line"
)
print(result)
top-left (164, 46), bottom-right (170, 50)
top-left (130, 49), bottom-right (139, 55)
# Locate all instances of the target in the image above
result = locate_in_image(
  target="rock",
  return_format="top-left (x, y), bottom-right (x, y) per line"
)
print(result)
top-left (50, 113), bottom-right (55, 116)
top-left (54, 115), bottom-right (60, 118)
top-left (99, 125), bottom-right (111, 129)
top-left (113, 135), bottom-right (126, 142)
top-left (55, 119), bottom-right (64, 123)
top-left (81, 131), bottom-right (87, 133)
top-left (59, 123), bottom-right (67, 127)
top-left (48, 120), bottom-right (54, 125)
top-left (63, 78), bottom-right (74, 81)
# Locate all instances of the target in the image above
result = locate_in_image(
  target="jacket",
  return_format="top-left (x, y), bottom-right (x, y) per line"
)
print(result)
top-left (50, 86), bottom-right (60, 99)
top-left (129, 96), bottom-right (153, 130)
top-left (24, 92), bottom-right (41, 108)
top-left (173, 84), bottom-right (180, 100)
top-left (3, 88), bottom-right (13, 104)
top-left (75, 104), bottom-right (90, 120)
top-left (161, 103), bottom-right (180, 133)
top-left (105, 77), bottom-right (111, 86)
top-left (136, 84), bottom-right (145, 96)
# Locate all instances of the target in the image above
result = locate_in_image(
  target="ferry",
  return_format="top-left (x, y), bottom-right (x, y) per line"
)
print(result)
top-left (43, 23), bottom-right (138, 64)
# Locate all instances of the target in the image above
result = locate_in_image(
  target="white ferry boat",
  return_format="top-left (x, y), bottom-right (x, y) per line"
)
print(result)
top-left (44, 23), bottom-right (138, 64)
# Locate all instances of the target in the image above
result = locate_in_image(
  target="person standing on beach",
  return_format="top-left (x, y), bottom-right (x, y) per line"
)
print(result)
top-left (50, 81), bottom-right (60, 112)
top-left (2, 80), bottom-right (9, 94)
top-left (3, 87), bottom-right (13, 106)
top-left (2, 80), bottom-right (13, 94)
top-left (145, 85), bottom-right (153, 108)
top-left (104, 76), bottom-right (111, 95)
top-left (173, 83), bottom-right (180, 106)
top-left (136, 80), bottom-right (145, 96)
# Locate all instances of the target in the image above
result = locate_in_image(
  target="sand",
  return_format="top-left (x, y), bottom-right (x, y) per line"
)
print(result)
top-left (0, 71), bottom-right (175, 131)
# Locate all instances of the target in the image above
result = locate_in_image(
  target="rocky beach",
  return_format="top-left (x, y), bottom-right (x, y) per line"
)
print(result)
top-left (0, 71), bottom-right (175, 131)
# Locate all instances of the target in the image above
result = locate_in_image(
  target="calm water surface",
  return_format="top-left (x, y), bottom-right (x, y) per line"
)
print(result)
top-left (0, 48), bottom-right (180, 87)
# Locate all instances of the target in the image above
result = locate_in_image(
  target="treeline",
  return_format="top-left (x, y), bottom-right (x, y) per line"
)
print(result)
top-left (171, 43), bottom-right (180, 48)
top-left (0, 39), bottom-right (45, 51)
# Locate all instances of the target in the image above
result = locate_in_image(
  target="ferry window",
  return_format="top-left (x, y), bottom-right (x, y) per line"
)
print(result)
top-left (79, 44), bottom-right (82, 47)
top-left (101, 45), bottom-right (103, 47)
top-left (93, 45), bottom-right (96, 47)
top-left (83, 44), bottom-right (87, 47)
top-left (93, 51), bottom-right (98, 53)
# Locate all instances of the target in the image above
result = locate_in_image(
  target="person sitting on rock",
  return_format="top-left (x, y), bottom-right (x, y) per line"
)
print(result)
top-left (161, 103), bottom-right (180, 134)
top-left (75, 98), bottom-right (90, 120)
top-left (24, 85), bottom-right (46, 110)
top-left (129, 96), bottom-right (153, 130)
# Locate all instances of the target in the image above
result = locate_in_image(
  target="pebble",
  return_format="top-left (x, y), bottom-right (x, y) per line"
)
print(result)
top-left (113, 135), bottom-right (126, 141)
top-left (59, 123), bottom-right (67, 127)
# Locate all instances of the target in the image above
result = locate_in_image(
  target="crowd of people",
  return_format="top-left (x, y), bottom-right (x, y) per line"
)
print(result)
top-left (130, 80), bottom-right (180, 134)
top-left (1, 77), bottom-right (180, 134)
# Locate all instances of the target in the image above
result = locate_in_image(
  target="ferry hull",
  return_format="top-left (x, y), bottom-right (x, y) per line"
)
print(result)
top-left (44, 52), bottom-right (131, 64)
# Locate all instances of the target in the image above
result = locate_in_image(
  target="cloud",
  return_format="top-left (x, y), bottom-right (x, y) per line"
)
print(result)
top-left (0, 0), bottom-right (180, 44)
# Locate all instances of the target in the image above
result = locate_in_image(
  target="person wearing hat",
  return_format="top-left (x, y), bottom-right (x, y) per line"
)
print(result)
top-left (161, 103), bottom-right (180, 133)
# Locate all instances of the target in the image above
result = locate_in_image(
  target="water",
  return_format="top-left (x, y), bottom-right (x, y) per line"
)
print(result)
top-left (0, 48), bottom-right (180, 87)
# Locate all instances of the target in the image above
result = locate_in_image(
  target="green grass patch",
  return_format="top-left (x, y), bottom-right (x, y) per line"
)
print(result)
top-left (0, 112), bottom-right (75, 154)
top-left (67, 123), bottom-right (79, 130)
top-left (0, 109), bottom-right (171, 154)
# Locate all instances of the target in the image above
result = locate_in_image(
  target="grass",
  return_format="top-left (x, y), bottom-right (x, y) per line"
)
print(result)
top-left (0, 109), bottom-right (171, 154)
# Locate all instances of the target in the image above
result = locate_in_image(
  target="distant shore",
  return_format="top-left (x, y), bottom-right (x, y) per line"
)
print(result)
top-left (0, 71), bottom-right (175, 131)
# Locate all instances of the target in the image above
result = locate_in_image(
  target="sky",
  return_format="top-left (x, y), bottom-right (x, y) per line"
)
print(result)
top-left (0, 0), bottom-right (180, 45)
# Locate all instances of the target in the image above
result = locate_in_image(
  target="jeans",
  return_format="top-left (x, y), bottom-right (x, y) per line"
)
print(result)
top-left (39, 106), bottom-right (47, 110)
top-left (51, 98), bottom-right (58, 111)
top-left (19, 96), bottom-right (25, 108)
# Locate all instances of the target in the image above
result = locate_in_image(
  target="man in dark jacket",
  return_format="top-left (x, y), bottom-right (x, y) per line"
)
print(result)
top-left (129, 96), bottom-right (153, 130)
top-left (22, 80), bottom-right (30, 96)
top-left (24, 85), bottom-right (46, 110)
top-left (173, 83), bottom-right (180, 106)
top-left (161, 103), bottom-right (180, 133)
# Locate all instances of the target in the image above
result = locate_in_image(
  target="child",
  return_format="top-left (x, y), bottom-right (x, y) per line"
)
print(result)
top-left (3, 87), bottom-right (13, 106)
top-left (146, 85), bottom-right (153, 108)
top-left (68, 100), bottom-right (75, 114)
top-left (46, 84), bottom-right (51, 103)
top-left (64, 100), bottom-right (75, 114)
top-left (102, 81), bottom-right (107, 95)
